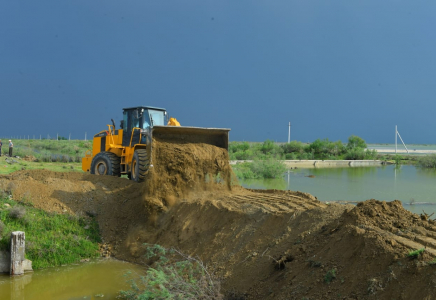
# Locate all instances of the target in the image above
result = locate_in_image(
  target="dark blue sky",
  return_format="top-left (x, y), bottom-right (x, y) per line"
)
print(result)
top-left (1, 1), bottom-right (435, 143)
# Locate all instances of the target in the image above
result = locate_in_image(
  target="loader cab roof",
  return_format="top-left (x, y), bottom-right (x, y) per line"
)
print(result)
top-left (122, 106), bottom-right (167, 112)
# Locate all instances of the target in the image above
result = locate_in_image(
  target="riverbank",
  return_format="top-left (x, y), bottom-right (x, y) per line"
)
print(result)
top-left (0, 193), bottom-right (100, 269)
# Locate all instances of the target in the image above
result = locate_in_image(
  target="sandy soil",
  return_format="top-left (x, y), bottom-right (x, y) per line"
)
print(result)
top-left (2, 140), bottom-right (436, 299)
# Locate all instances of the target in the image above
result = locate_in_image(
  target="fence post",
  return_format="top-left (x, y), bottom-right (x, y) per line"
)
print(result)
top-left (10, 231), bottom-right (25, 275)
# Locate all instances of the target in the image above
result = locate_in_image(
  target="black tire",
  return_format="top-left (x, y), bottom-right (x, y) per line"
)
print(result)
top-left (131, 149), bottom-right (149, 182)
top-left (90, 152), bottom-right (121, 176)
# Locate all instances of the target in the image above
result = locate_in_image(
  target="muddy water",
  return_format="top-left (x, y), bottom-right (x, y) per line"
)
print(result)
top-left (241, 165), bottom-right (436, 215)
top-left (0, 258), bottom-right (143, 300)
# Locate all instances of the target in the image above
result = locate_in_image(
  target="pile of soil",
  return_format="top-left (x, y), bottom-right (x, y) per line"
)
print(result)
top-left (1, 139), bottom-right (436, 299)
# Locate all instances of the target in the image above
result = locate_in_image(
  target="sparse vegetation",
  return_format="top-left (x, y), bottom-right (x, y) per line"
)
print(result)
top-left (407, 248), bottom-right (425, 259)
top-left (324, 268), bottom-right (337, 283)
top-left (0, 193), bottom-right (101, 269)
top-left (308, 259), bottom-right (322, 268)
top-left (5, 139), bottom-right (91, 163)
top-left (119, 244), bottom-right (222, 300)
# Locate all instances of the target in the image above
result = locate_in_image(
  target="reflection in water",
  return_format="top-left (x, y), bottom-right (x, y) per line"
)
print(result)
top-left (242, 177), bottom-right (287, 190)
top-left (239, 165), bottom-right (436, 215)
top-left (0, 258), bottom-right (144, 300)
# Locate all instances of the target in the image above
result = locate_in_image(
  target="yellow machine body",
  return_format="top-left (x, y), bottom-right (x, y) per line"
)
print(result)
top-left (82, 106), bottom-right (230, 182)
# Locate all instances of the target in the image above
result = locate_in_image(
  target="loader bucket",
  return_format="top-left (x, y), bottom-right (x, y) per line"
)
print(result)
top-left (151, 126), bottom-right (230, 150)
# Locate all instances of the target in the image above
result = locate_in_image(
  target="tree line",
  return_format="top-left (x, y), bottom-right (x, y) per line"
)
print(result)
top-left (229, 135), bottom-right (378, 161)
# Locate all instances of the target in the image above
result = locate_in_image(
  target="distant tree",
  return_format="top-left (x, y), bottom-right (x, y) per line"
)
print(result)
top-left (347, 135), bottom-right (367, 150)
top-left (57, 136), bottom-right (67, 140)
top-left (281, 141), bottom-right (305, 154)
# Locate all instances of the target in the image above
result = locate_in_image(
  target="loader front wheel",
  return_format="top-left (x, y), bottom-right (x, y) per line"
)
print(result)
top-left (131, 149), bottom-right (149, 183)
top-left (90, 152), bottom-right (121, 176)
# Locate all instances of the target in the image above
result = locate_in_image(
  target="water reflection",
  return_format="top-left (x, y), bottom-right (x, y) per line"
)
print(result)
top-left (0, 258), bottom-right (144, 300)
top-left (239, 165), bottom-right (436, 215)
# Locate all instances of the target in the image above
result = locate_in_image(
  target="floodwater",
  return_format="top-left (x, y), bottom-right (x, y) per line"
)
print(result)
top-left (240, 164), bottom-right (436, 215)
top-left (0, 258), bottom-right (144, 300)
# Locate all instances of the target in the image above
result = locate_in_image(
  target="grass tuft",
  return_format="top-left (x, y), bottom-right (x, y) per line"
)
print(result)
top-left (324, 268), bottom-right (337, 283)
top-left (407, 248), bottom-right (425, 259)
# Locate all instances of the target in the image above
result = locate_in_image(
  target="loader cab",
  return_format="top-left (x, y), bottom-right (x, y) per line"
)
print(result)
top-left (122, 106), bottom-right (168, 147)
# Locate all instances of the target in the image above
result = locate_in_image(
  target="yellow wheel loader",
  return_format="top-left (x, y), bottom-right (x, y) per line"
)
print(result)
top-left (82, 106), bottom-right (230, 182)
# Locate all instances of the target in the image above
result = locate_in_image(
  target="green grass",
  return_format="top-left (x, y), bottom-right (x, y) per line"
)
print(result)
top-left (0, 160), bottom-right (83, 175)
top-left (4, 139), bottom-right (91, 163)
top-left (0, 194), bottom-right (101, 269)
top-left (407, 248), bottom-right (425, 259)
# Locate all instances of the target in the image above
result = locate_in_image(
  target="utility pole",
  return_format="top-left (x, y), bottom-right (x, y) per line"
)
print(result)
top-left (395, 125), bottom-right (409, 154)
top-left (85, 132), bottom-right (87, 141)
top-left (288, 122), bottom-right (291, 143)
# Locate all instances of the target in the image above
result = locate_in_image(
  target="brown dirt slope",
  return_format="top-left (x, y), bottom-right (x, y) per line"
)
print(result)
top-left (1, 139), bottom-right (436, 299)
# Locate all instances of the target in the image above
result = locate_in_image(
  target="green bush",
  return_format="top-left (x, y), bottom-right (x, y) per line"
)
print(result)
top-left (417, 154), bottom-right (436, 168)
top-left (119, 244), bottom-right (222, 300)
top-left (347, 135), bottom-right (367, 150)
top-left (232, 159), bottom-right (286, 179)
top-left (281, 141), bottom-right (306, 155)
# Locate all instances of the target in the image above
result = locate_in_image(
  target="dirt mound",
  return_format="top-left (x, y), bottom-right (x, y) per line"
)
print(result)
top-left (2, 140), bottom-right (436, 299)
top-left (141, 139), bottom-right (233, 211)
top-left (22, 155), bottom-right (37, 162)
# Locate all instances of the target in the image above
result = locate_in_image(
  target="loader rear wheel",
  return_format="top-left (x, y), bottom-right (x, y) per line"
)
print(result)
top-left (131, 149), bottom-right (149, 183)
top-left (90, 152), bottom-right (121, 177)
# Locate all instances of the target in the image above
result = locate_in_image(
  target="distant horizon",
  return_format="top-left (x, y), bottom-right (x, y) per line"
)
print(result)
top-left (1, 135), bottom-right (433, 146)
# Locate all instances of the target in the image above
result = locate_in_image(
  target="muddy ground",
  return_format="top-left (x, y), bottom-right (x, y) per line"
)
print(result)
top-left (1, 140), bottom-right (436, 299)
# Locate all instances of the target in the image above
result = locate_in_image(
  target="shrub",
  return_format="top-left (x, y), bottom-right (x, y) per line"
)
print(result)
top-left (9, 206), bottom-right (26, 219)
top-left (119, 244), bottom-right (222, 300)
top-left (281, 141), bottom-right (306, 155)
top-left (231, 163), bottom-right (256, 179)
top-left (344, 148), bottom-right (365, 160)
top-left (394, 155), bottom-right (403, 165)
top-left (417, 155), bottom-right (436, 168)
top-left (324, 268), bottom-right (337, 283)
top-left (347, 135), bottom-right (367, 150)
top-left (251, 159), bottom-right (286, 179)
top-left (231, 159), bottom-right (286, 179)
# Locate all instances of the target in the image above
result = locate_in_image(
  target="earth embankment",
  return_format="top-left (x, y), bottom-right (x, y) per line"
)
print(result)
top-left (2, 139), bottom-right (436, 299)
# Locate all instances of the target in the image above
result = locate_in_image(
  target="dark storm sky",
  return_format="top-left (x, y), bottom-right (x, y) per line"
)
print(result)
top-left (1, 1), bottom-right (435, 143)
